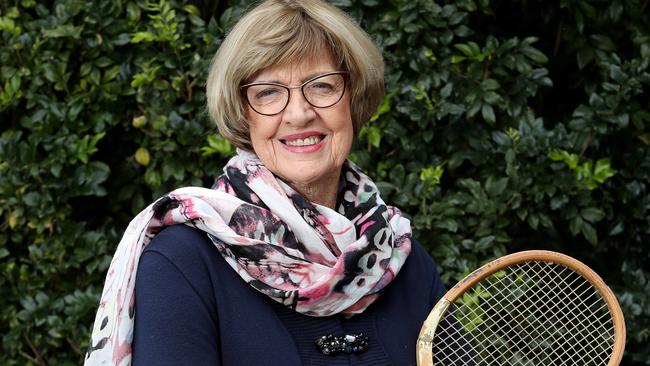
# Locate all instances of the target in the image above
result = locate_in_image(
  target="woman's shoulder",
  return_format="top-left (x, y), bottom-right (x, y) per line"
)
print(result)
top-left (138, 224), bottom-right (222, 298)
top-left (391, 237), bottom-right (446, 308)
top-left (143, 224), bottom-right (215, 266)
top-left (406, 237), bottom-right (442, 277)
top-left (146, 223), bottom-right (210, 250)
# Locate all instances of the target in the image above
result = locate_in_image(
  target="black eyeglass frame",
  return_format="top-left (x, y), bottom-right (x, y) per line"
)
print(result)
top-left (240, 71), bottom-right (348, 116)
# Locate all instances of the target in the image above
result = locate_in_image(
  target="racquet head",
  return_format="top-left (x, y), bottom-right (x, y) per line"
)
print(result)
top-left (417, 250), bottom-right (625, 366)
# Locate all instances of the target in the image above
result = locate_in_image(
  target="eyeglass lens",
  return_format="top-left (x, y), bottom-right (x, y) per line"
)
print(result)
top-left (245, 73), bottom-right (345, 115)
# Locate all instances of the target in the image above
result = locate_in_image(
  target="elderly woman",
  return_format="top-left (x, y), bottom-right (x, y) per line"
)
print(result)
top-left (85, 0), bottom-right (445, 365)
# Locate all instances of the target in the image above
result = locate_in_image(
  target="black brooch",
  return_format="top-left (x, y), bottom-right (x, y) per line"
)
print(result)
top-left (314, 333), bottom-right (369, 355)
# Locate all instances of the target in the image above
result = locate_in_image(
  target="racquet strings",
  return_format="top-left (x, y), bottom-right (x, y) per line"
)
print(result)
top-left (432, 261), bottom-right (616, 365)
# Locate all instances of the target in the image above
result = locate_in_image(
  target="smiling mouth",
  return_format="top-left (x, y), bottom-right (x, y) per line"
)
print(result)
top-left (281, 135), bottom-right (325, 146)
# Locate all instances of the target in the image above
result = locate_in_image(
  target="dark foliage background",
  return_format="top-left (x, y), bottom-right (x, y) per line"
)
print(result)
top-left (0, 0), bottom-right (648, 364)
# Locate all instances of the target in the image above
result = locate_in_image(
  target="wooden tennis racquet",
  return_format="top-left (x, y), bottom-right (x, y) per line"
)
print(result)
top-left (417, 250), bottom-right (625, 366)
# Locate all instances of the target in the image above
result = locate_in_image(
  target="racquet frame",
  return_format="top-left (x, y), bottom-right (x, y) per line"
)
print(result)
top-left (416, 250), bottom-right (626, 366)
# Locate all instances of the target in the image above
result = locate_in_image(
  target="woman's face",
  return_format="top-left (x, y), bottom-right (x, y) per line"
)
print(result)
top-left (245, 54), bottom-right (354, 190)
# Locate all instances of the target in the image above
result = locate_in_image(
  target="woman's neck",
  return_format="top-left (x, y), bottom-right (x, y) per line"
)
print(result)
top-left (289, 172), bottom-right (340, 209)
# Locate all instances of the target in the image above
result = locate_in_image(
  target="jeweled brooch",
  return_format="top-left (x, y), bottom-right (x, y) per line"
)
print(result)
top-left (314, 333), bottom-right (369, 355)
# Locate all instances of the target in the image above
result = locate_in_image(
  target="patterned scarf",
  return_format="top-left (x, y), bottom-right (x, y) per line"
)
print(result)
top-left (84, 150), bottom-right (412, 365)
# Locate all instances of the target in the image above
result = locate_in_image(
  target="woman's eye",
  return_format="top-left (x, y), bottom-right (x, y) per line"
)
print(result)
top-left (254, 87), bottom-right (282, 100)
top-left (308, 82), bottom-right (334, 93)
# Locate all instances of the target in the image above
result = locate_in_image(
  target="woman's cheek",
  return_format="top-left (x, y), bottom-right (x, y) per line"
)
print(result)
top-left (336, 132), bottom-right (353, 164)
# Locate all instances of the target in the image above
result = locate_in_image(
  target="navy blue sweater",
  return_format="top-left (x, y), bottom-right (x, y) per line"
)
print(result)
top-left (132, 224), bottom-right (445, 365)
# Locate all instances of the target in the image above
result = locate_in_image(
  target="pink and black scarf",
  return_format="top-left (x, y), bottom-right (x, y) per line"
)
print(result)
top-left (85, 150), bottom-right (412, 365)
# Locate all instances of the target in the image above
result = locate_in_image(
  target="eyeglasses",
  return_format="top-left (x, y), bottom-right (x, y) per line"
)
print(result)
top-left (240, 71), bottom-right (347, 116)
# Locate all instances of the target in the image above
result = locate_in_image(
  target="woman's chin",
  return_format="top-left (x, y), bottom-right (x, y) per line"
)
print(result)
top-left (281, 168), bottom-right (328, 186)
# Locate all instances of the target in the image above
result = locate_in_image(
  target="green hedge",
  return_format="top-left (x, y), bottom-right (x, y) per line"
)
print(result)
top-left (1, 0), bottom-right (648, 364)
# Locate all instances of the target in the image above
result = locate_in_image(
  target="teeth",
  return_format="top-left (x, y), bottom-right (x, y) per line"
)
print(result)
top-left (285, 136), bottom-right (322, 146)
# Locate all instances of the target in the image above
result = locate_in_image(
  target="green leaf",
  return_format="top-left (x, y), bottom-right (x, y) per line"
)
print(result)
top-left (480, 79), bottom-right (500, 91)
top-left (102, 66), bottom-right (121, 82)
top-left (20, 296), bottom-right (36, 312)
top-left (367, 126), bottom-right (382, 148)
top-left (183, 4), bottom-right (200, 15)
top-left (0, 17), bottom-right (20, 35)
top-left (135, 147), bottom-right (151, 166)
top-left (131, 31), bottom-right (156, 43)
top-left (576, 47), bottom-right (594, 69)
top-left (201, 134), bottom-right (233, 156)
top-left (127, 2), bottom-right (141, 22)
top-left (594, 158), bottom-right (617, 183)
top-left (440, 83), bottom-right (453, 98)
top-left (476, 236), bottom-right (495, 250)
top-left (581, 222), bottom-right (598, 245)
top-left (435, 218), bottom-right (458, 233)
top-left (492, 131), bottom-right (511, 147)
top-left (590, 34), bottom-right (616, 51)
top-left (608, 1), bottom-right (623, 22)
top-left (538, 213), bottom-right (553, 228)
top-left (451, 55), bottom-right (467, 63)
top-left (481, 104), bottom-right (495, 124)
top-left (43, 24), bottom-right (83, 39)
top-left (482, 91), bottom-right (500, 104)
top-left (370, 91), bottom-right (396, 122)
top-left (527, 213), bottom-right (539, 230)
top-left (581, 207), bottom-right (605, 223)
top-left (485, 176), bottom-right (508, 197)
top-left (608, 65), bottom-right (627, 84)
top-left (569, 216), bottom-right (583, 236)
top-left (522, 46), bottom-right (548, 64)
top-left (22, 192), bottom-right (39, 206)
top-left (89, 68), bottom-right (101, 86)
top-left (420, 165), bottom-right (444, 188)
top-left (454, 43), bottom-right (475, 57)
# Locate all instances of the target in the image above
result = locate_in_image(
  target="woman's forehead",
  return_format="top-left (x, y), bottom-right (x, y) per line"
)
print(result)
top-left (250, 54), bottom-right (337, 84)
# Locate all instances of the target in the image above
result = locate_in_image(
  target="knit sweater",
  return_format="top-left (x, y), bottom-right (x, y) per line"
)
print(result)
top-left (132, 224), bottom-right (446, 365)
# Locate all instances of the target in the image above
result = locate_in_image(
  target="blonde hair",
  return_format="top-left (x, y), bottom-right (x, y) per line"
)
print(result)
top-left (206, 0), bottom-right (384, 151)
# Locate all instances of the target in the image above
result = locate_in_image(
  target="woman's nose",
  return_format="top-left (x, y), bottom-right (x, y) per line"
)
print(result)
top-left (282, 88), bottom-right (316, 126)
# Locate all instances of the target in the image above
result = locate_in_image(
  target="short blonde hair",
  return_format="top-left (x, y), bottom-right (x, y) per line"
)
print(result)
top-left (206, 0), bottom-right (384, 151)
